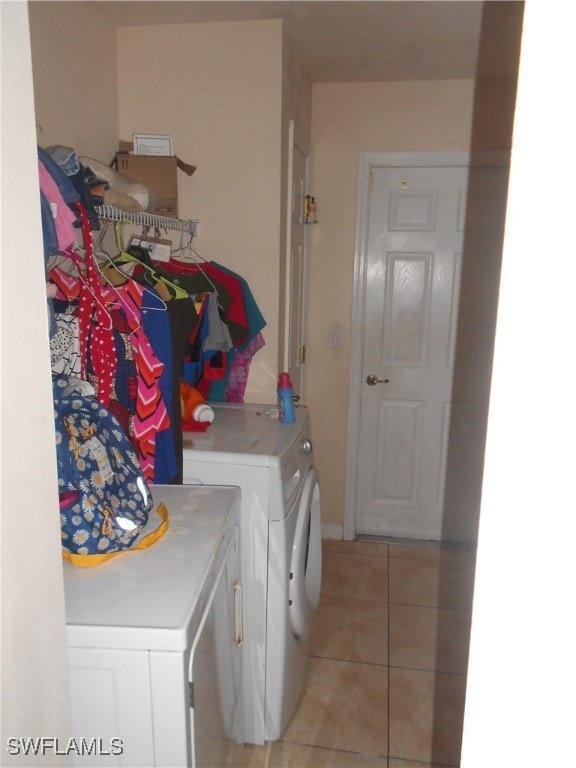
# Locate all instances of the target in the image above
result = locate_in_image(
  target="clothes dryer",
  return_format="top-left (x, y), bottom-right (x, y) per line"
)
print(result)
top-left (181, 403), bottom-right (322, 745)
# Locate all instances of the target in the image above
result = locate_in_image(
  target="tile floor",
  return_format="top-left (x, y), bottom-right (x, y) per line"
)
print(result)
top-left (245, 537), bottom-right (476, 768)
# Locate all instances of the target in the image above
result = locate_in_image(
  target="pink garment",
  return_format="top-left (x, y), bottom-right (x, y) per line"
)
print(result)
top-left (38, 160), bottom-right (77, 250)
top-left (48, 265), bottom-right (81, 300)
top-left (225, 332), bottom-right (266, 402)
top-left (101, 279), bottom-right (170, 482)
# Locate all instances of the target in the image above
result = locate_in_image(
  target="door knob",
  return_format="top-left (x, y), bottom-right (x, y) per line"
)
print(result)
top-left (366, 373), bottom-right (390, 385)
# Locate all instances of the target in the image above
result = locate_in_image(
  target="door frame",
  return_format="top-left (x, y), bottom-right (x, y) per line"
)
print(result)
top-left (343, 150), bottom-right (509, 540)
top-left (283, 120), bottom-right (311, 401)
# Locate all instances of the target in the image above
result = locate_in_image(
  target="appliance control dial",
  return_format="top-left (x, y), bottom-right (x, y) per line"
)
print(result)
top-left (300, 438), bottom-right (313, 455)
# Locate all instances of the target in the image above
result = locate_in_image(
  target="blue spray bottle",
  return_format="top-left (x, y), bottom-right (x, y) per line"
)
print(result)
top-left (277, 372), bottom-right (296, 423)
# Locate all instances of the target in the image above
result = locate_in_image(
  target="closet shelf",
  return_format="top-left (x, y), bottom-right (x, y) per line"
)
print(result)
top-left (96, 205), bottom-right (199, 236)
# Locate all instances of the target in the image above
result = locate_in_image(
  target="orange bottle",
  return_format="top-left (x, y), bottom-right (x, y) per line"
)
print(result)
top-left (180, 381), bottom-right (214, 427)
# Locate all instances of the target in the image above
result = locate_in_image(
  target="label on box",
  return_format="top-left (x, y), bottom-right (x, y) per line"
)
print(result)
top-left (133, 134), bottom-right (173, 156)
top-left (129, 235), bottom-right (172, 263)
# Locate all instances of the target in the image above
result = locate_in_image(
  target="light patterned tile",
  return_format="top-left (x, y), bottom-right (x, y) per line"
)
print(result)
top-left (323, 539), bottom-right (389, 557)
top-left (321, 550), bottom-right (388, 601)
top-left (389, 604), bottom-right (472, 674)
top-left (389, 557), bottom-right (475, 610)
top-left (243, 742), bottom-right (270, 767)
top-left (310, 594), bottom-right (388, 665)
top-left (283, 657), bottom-right (388, 756)
top-left (269, 742), bottom-right (360, 767)
top-left (351, 753), bottom-right (389, 767)
top-left (196, 737), bottom-right (247, 767)
top-left (266, 538), bottom-right (469, 768)
top-left (388, 541), bottom-right (475, 566)
top-left (389, 667), bottom-right (466, 767)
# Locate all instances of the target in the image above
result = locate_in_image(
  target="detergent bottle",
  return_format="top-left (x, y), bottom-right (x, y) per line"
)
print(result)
top-left (277, 372), bottom-right (296, 424)
top-left (180, 381), bottom-right (215, 430)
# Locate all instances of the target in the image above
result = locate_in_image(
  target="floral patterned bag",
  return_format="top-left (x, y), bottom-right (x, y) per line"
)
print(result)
top-left (53, 377), bottom-right (167, 567)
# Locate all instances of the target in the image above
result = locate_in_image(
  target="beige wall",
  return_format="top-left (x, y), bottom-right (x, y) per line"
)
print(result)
top-left (28, 8), bottom-right (291, 404)
top-left (307, 79), bottom-right (515, 528)
top-left (28, 1), bottom-right (118, 161)
top-left (117, 20), bottom-right (284, 403)
top-left (1, 3), bottom-right (70, 759)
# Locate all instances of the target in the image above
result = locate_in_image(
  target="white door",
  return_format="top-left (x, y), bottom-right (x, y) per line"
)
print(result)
top-left (285, 128), bottom-right (309, 401)
top-left (352, 156), bottom-right (508, 541)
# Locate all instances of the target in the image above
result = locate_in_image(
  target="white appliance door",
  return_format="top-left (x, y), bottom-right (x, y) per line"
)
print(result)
top-left (190, 527), bottom-right (244, 768)
top-left (288, 468), bottom-right (322, 639)
top-left (67, 648), bottom-right (154, 767)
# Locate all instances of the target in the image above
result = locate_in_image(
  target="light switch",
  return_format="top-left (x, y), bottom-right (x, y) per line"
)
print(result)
top-left (329, 326), bottom-right (343, 349)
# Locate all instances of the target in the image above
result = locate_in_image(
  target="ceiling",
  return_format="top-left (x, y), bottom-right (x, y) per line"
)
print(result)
top-left (90, 1), bottom-right (524, 83)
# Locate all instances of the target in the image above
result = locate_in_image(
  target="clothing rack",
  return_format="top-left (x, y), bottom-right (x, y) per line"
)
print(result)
top-left (96, 205), bottom-right (199, 236)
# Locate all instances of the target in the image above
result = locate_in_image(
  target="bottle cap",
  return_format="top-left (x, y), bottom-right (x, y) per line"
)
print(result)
top-left (193, 404), bottom-right (215, 423)
top-left (278, 372), bottom-right (292, 388)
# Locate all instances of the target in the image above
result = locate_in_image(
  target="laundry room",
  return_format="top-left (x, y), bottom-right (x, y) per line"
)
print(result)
top-left (3, 1), bottom-right (547, 766)
top-left (25, 0), bottom-right (522, 540)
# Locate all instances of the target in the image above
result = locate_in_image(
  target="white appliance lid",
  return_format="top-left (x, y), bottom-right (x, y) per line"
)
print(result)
top-left (64, 485), bottom-right (239, 652)
top-left (182, 403), bottom-right (308, 459)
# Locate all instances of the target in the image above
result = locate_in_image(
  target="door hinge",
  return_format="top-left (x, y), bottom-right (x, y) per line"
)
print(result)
top-left (189, 680), bottom-right (194, 708)
top-left (300, 344), bottom-right (306, 364)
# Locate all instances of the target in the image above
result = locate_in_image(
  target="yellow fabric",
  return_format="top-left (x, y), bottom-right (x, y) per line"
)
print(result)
top-left (62, 502), bottom-right (169, 568)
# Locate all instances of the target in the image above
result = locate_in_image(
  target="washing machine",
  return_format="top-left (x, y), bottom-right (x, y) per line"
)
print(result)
top-left (181, 403), bottom-right (322, 745)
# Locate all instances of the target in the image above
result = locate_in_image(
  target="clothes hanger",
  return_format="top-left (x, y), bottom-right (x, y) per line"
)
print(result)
top-left (167, 231), bottom-right (219, 294)
top-left (112, 221), bottom-right (189, 301)
top-left (93, 222), bottom-right (168, 316)
top-left (53, 230), bottom-right (148, 337)
top-left (170, 231), bottom-right (207, 261)
top-left (93, 221), bottom-right (132, 286)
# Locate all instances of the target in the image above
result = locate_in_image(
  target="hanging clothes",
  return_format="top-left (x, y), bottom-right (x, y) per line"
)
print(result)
top-left (205, 262), bottom-right (267, 402)
top-left (221, 332), bottom-right (266, 402)
top-left (153, 258), bottom-right (249, 344)
top-left (38, 146), bottom-right (82, 339)
top-left (162, 298), bottom-right (201, 482)
top-left (103, 279), bottom-right (171, 482)
top-left (60, 203), bottom-right (117, 407)
top-left (157, 256), bottom-right (266, 401)
top-left (50, 302), bottom-right (82, 377)
top-left (202, 292), bottom-right (233, 352)
top-left (38, 160), bottom-right (78, 252)
top-left (39, 144), bottom-right (267, 482)
top-left (48, 260), bottom-right (176, 483)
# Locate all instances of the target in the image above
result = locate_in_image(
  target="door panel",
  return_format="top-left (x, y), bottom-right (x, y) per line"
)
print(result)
top-left (389, 189), bottom-right (438, 230)
top-left (287, 142), bottom-right (308, 400)
top-left (376, 399), bottom-right (421, 501)
top-left (355, 163), bottom-right (508, 541)
top-left (384, 253), bottom-right (432, 364)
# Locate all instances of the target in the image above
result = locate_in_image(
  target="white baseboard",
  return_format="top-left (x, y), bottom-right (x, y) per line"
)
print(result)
top-left (321, 523), bottom-right (344, 540)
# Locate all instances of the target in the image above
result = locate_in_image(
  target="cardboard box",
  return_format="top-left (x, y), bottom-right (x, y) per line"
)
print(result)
top-left (116, 154), bottom-right (178, 217)
top-left (116, 141), bottom-right (196, 218)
